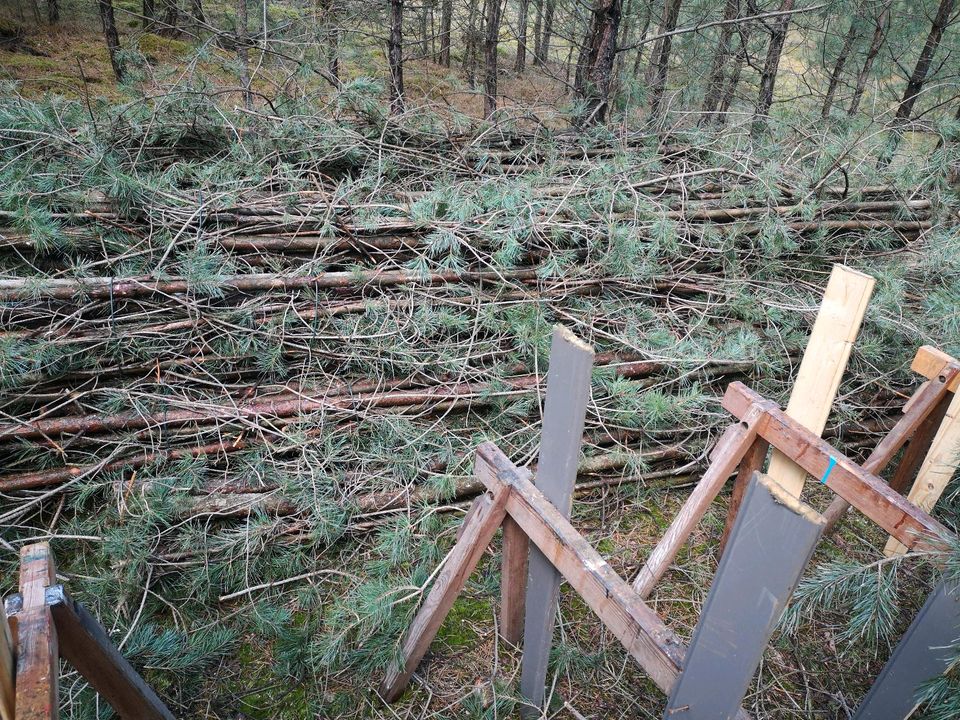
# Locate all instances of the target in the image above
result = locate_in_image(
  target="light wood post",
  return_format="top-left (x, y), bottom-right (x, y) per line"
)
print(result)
top-left (15, 543), bottom-right (59, 720)
top-left (519, 326), bottom-right (594, 714)
top-left (765, 265), bottom-right (874, 498)
top-left (665, 473), bottom-right (825, 719)
top-left (885, 388), bottom-right (960, 556)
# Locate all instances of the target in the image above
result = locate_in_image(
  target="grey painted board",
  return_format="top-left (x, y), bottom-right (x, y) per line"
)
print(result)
top-left (664, 472), bottom-right (825, 720)
top-left (519, 326), bottom-right (594, 715)
top-left (853, 580), bottom-right (960, 719)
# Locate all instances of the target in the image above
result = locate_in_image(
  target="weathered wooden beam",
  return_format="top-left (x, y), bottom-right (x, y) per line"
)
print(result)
top-left (852, 581), bottom-right (960, 719)
top-left (632, 406), bottom-right (770, 598)
top-left (498, 515), bottom-right (528, 645)
top-left (911, 345), bottom-right (960, 392)
top-left (822, 364), bottom-right (959, 529)
top-left (664, 473), bottom-right (825, 719)
top-left (723, 383), bottom-right (951, 550)
top-left (474, 442), bottom-right (754, 719)
top-left (44, 585), bottom-right (174, 720)
top-left (764, 265), bottom-right (874, 498)
top-left (379, 487), bottom-right (509, 702)
top-left (519, 326), bottom-right (594, 713)
top-left (884, 387), bottom-right (960, 556)
top-left (0, 591), bottom-right (13, 720)
top-left (887, 393), bottom-right (952, 495)
top-left (718, 436), bottom-right (770, 555)
top-left (16, 543), bottom-right (59, 720)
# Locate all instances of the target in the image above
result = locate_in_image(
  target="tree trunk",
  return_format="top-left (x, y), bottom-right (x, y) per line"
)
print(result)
top-left (700, 0), bottom-right (740, 123)
top-left (647, 0), bottom-right (683, 119)
top-left (715, 26), bottom-right (750, 125)
top-left (420, 0), bottom-right (429, 55)
top-left (893, 0), bottom-right (956, 125)
top-left (751, 0), bottom-right (795, 136)
top-left (574, 0), bottom-right (623, 125)
top-left (237, 0), bottom-right (253, 111)
top-left (821, 18), bottom-right (858, 118)
top-left (47, 0), bottom-right (58, 23)
top-left (97, 0), bottom-right (124, 81)
top-left (143, 0), bottom-right (154, 28)
top-left (439, 0), bottom-right (452, 66)
top-left (532, 0), bottom-right (544, 64)
top-left (515, 0), bottom-right (530, 72)
top-left (318, 0), bottom-right (339, 81)
top-left (848, 2), bottom-right (889, 115)
top-left (539, 0), bottom-right (555, 65)
top-left (630, 1), bottom-right (652, 77)
top-left (484, 0), bottom-right (503, 116)
top-left (161, 0), bottom-right (179, 36)
top-left (389, 0), bottom-right (406, 114)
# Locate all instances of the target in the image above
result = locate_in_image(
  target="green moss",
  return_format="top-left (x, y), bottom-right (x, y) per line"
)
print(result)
top-left (139, 33), bottom-right (193, 61)
top-left (436, 596), bottom-right (492, 648)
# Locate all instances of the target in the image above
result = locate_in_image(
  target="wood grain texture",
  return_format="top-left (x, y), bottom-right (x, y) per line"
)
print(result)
top-left (45, 586), bottom-right (174, 720)
top-left (498, 514), bottom-right (529, 645)
top-left (665, 473), bottom-right (825, 719)
top-left (912, 345), bottom-right (960, 392)
top-left (16, 542), bottom-right (59, 720)
top-left (852, 581), bottom-right (960, 719)
top-left (519, 325), bottom-right (594, 713)
top-left (723, 383), bottom-right (951, 550)
top-left (884, 387), bottom-right (960, 556)
top-left (822, 365), bottom-right (958, 529)
top-left (718, 436), bottom-right (770, 555)
top-left (765, 264), bottom-right (874, 498)
top-left (0, 595), bottom-right (13, 720)
top-left (632, 406), bottom-right (769, 598)
top-left (380, 487), bottom-right (509, 702)
top-left (474, 442), bottom-right (755, 719)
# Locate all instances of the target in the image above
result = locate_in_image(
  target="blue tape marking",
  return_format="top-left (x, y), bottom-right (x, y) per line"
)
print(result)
top-left (820, 456), bottom-right (837, 485)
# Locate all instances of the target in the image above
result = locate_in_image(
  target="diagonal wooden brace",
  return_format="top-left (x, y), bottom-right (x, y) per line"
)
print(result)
top-left (379, 486), bottom-right (510, 701)
top-left (475, 442), bottom-right (753, 719)
top-left (723, 383), bottom-right (951, 551)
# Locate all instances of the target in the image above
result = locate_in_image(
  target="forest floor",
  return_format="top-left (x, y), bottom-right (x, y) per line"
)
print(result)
top-left (0, 11), bottom-right (959, 720)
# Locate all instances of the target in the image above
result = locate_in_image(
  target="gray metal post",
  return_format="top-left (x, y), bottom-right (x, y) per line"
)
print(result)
top-left (519, 326), bottom-right (594, 716)
top-left (853, 580), bottom-right (960, 719)
top-left (664, 472), bottom-right (826, 720)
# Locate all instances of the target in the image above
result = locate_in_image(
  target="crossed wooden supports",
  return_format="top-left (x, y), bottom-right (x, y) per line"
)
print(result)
top-left (379, 339), bottom-right (960, 718)
top-left (1, 543), bottom-right (174, 720)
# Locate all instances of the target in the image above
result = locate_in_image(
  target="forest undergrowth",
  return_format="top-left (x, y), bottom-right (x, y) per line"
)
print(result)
top-left (0, 70), bottom-right (959, 718)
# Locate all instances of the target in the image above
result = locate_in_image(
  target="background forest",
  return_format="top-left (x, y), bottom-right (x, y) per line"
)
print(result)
top-left (0, 0), bottom-right (959, 717)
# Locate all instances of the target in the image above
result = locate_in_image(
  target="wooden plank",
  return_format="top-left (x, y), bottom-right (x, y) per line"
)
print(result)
top-left (632, 407), bottom-right (768, 598)
top-left (852, 581), bottom-right (960, 719)
top-left (499, 515), bottom-right (528, 645)
top-left (519, 325), bottom-right (594, 713)
top-left (765, 264), bottom-right (874, 498)
top-left (887, 394), bottom-right (952, 495)
top-left (884, 387), bottom-right (960, 556)
top-left (822, 365), bottom-right (959, 529)
top-left (380, 487), bottom-right (509, 702)
top-left (44, 585), bottom-right (174, 720)
top-left (16, 542), bottom-right (59, 720)
top-left (474, 442), bottom-right (754, 720)
top-left (911, 345), bottom-right (960, 392)
top-left (723, 383), bottom-right (951, 550)
top-left (718, 436), bottom-right (770, 555)
top-left (0, 590), bottom-right (13, 720)
top-left (664, 473), bottom-right (825, 719)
